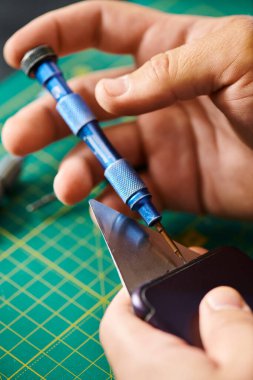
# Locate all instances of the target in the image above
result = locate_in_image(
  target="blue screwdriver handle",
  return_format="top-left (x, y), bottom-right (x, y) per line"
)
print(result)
top-left (21, 46), bottom-right (161, 226)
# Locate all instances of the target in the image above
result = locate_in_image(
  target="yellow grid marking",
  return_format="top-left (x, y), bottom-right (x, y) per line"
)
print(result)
top-left (9, 285), bottom-right (120, 379)
top-left (0, 325), bottom-right (82, 380)
top-left (0, 227), bottom-right (102, 300)
top-left (1, 260), bottom-right (116, 353)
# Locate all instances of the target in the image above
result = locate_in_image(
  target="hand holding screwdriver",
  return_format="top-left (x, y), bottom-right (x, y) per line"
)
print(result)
top-left (20, 45), bottom-right (182, 259)
top-left (2, 2), bottom-right (253, 380)
top-left (3, 2), bottom-right (253, 222)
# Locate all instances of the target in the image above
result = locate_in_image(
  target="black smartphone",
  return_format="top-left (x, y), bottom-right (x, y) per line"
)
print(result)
top-left (132, 247), bottom-right (253, 346)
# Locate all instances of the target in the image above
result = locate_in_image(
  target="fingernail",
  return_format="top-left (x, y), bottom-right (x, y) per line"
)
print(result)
top-left (102, 76), bottom-right (129, 97)
top-left (206, 287), bottom-right (251, 312)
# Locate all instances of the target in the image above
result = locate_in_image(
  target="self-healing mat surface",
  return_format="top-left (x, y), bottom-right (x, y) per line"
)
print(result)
top-left (1, 0), bottom-right (253, 379)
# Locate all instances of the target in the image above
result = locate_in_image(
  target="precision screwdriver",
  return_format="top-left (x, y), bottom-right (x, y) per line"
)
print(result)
top-left (21, 45), bottom-right (184, 261)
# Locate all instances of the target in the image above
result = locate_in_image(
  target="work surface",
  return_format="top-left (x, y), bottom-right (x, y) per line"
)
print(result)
top-left (1, 1), bottom-right (253, 379)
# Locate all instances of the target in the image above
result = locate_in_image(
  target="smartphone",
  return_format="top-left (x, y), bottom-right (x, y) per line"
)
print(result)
top-left (132, 247), bottom-right (253, 346)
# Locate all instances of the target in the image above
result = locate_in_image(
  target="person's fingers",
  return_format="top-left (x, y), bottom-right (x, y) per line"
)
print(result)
top-left (96, 17), bottom-right (253, 116)
top-left (189, 247), bottom-right (208, 255)
top-left (4, 1), bottom-right (163, 68)
top-left (53, 121), bottom-right (144, 204)
top-left (199, 286), bottom-right (253, 378)
top-left (100, 288), bottom-right (186, 379)
top-left (2, 67), bottom-right (131, 155)
top-left (101, 289), bottom-right (218, 380)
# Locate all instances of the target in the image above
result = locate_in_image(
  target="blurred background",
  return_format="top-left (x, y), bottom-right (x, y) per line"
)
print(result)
top-left (0, 0), bottom-right (78, 79)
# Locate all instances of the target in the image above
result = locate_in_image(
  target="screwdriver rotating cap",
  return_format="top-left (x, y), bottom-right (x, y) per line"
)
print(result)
top-left (21, 45), bottom-right (57, 77)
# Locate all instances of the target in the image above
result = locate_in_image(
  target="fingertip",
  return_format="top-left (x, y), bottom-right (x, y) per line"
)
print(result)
top-left (100, 76), bottom-right (129, 98)
top-left (53, 173), bottom-right (70, 205)
top-left (95, 68), bottom-right (165, 116)
top-left (189, 246), bottom-right (208, 255)
top-left (53, 157), bottom-right (93, 205)
top-left (201, 286), bottom-right (250, 313)
top-left (199, 286), bottom-right (250, 348)
top-left (199, 286), bottom-right (253, 371)
top-left (3, 34), bottom-right (22, 68)
top-left (2, 119), bottom-right (13, 153)
top-left (95, 78), bottom-right (129, 115)
top-left (2, 118), bottom-right (25, 156)
top-left (95, 80), bottom-right (114, 114)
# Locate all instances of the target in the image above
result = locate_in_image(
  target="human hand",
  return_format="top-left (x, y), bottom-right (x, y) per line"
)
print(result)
top-left (100, 286), bottom-right (253, 380)
top-left (2, 1), bottom-right (253, 217)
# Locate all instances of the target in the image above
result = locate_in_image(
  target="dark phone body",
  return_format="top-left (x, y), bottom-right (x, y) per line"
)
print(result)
top-left (132, 247), bottom-right (253, 346)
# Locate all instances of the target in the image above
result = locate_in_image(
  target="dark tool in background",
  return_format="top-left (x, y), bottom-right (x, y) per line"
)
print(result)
top-left (90, 200), bottom-right (253, 347)
top-left (0, 153), bottom-right (23, 199)
top-left (20, 45), bottom-right (184, 262)
top-left (26, 191), bottom-right (56, 212)
top-left (0, 0), bottom-right (79, 79)
top-left (0, 153), bottom-right (55, 210)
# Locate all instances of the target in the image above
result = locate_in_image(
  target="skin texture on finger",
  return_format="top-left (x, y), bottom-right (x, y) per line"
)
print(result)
top-left (100, 289), bottom-right (217, 380)
top-left (96, 17), bottom-right (253, 116)
top-left (53, 121), bottom-right (144, 205)
top-left (3, 5), bottom-right (253, 219)
top-left (2, 67), bottom-right (131, 155)
top-left (191, 96), bottom-right (253, 218)
top-left (199, 287), bottom-right (253, 379)
top-left (4, 1), bottom-right (164, 68)
top-left (137, 106), bottom-right (203, 213)
top-left (122, 96), bottom-right (253, 219)
top-left (212, 70), bottom-right (253, 146)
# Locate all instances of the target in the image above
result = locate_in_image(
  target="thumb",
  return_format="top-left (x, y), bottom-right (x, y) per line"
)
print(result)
top-left (95, 18), bottom-right (252, 116)
top-left (199, 286), bottom-right (253, 378)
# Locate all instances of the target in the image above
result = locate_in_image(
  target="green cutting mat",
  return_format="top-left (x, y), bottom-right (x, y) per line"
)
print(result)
top-left (1, 1), bottom-right (253, 379)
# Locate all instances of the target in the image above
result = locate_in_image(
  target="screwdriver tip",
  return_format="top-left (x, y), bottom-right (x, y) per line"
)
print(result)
top-left (155, 222), bottom-right (186, 263)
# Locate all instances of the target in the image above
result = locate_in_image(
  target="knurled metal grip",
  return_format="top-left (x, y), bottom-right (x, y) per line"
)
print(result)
top-left (56, 94), bottom-right (96, 135)
top-left (21, 45), bottom-right (57, 77)
top-left (105, 159), bottom-right (146, 203)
